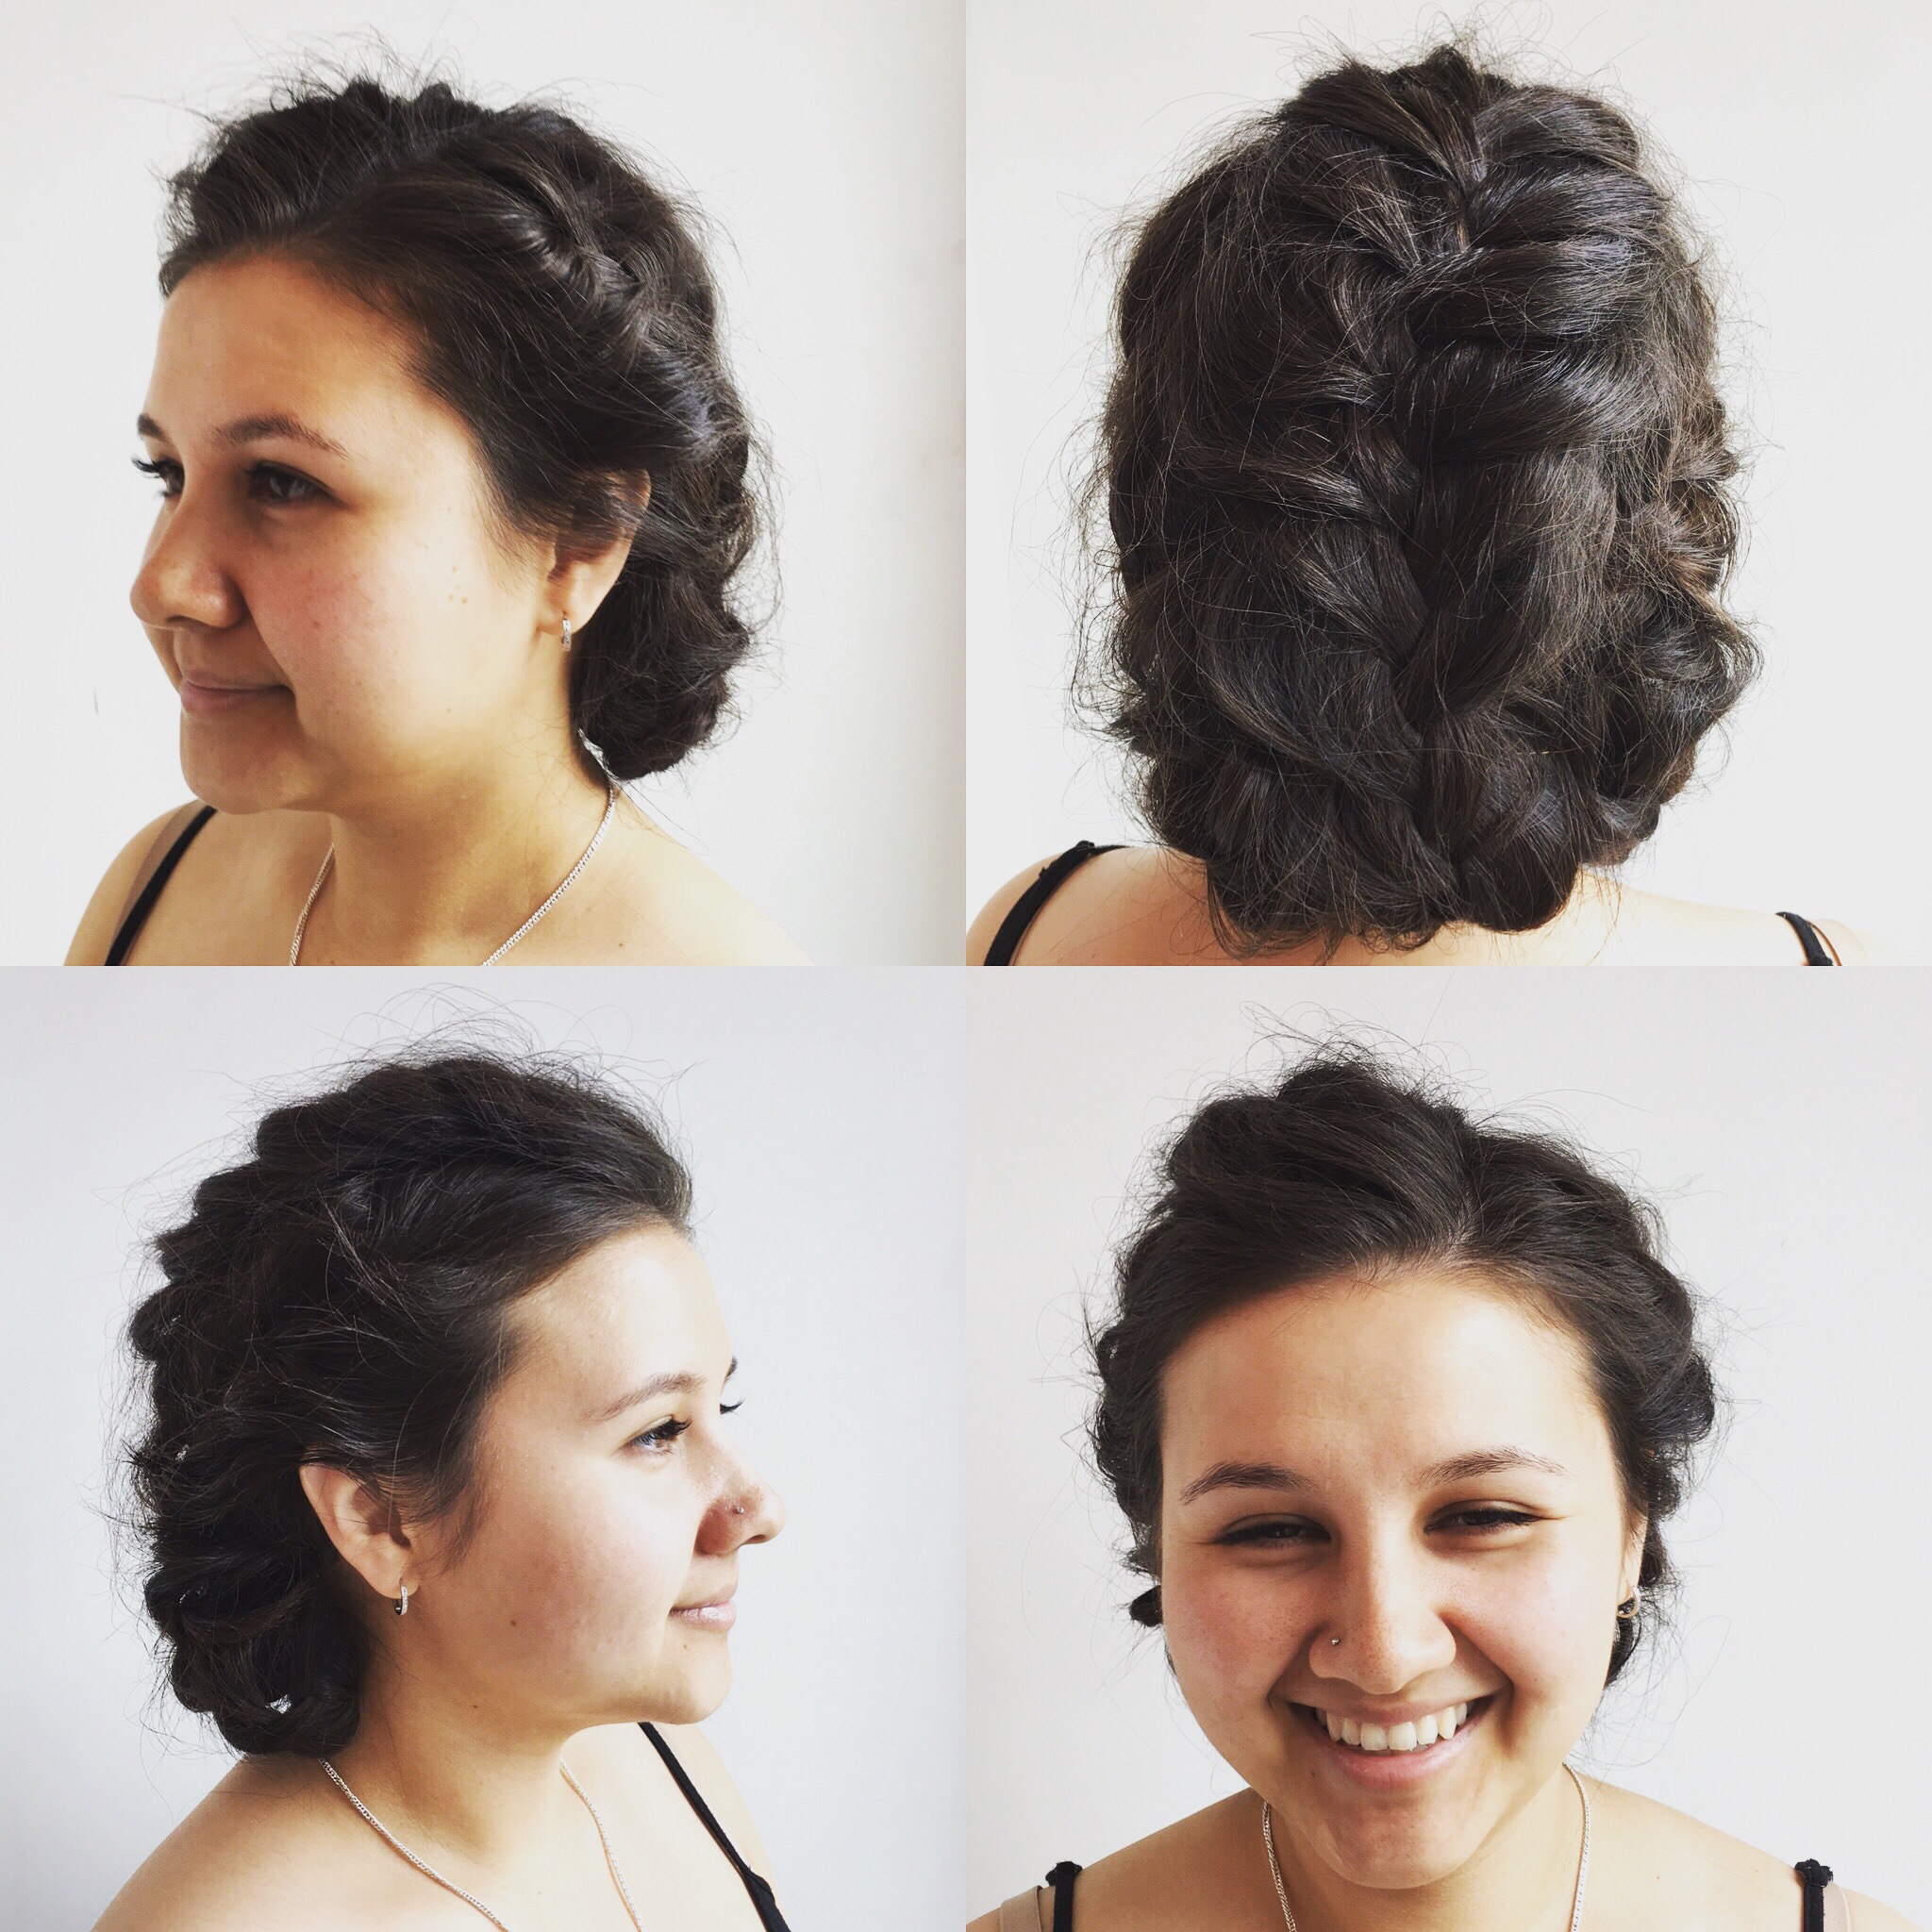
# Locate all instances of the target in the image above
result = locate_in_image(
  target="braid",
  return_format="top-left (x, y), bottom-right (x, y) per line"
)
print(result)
top-left (1088, 44), bottom-right (1756, 951)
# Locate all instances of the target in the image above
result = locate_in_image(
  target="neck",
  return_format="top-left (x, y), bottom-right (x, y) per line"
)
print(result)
top-left (1270, 1767), bottom-right (1585, 1932)
top-left (324, 1645), bottom-right (588, 1876)
top-left (301, 743), bottom-right (611, 964)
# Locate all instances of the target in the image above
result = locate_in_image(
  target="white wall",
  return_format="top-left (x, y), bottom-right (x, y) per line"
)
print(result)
top-left (0, 971), bottom-right (964, 1930)
top-left (965, 0), bottom-right (1932, 955)
top-left (3, 1), bottom-right (963, 965)
top-left (962, 970), bottom-right (1930, 1921)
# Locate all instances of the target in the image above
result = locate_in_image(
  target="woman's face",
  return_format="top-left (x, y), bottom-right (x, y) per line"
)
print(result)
top-left (400, 1225), bottom-right (783, 1731)
top-left (131, 254), bottom-right (568, 816)
top-left (1157, 1271), bottom-right (1641, 1892)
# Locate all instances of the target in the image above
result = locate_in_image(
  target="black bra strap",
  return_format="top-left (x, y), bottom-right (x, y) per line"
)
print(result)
top-left (983, 842), bottom-right (1124, 965)
top-left (1777, 912), bottom-right (1840, 966)
top-left (1045, 1861), bottom-right (1083, 1932)
top-left (639, 1724), bottom-right (788, 1927)
top-left (1794, 1859), bottom-right (1834, 1932)
top-left (105, 805), bottom-right (215, 965)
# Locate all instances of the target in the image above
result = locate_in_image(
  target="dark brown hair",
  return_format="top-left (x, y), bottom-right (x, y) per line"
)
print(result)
top-left (158, 70), bottom-right (762, 779)
top-left (125, 1048), bottom-right (691, 1756)
top-left (1086, 44), bottom-right (1757, 951)
top-left (1090, 1045), bottom-right (1718, 1683)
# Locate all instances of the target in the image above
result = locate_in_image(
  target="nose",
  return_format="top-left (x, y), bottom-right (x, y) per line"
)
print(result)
top-left (707, 1448), bottom-right (784, 1553)
top-left (129, 484), bottom-right (244, 634)
top-left (1307, 1536), bottom-right (1458, 1694)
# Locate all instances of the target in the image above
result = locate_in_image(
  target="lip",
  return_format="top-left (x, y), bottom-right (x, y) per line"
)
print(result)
top-left (177, 675), bottom-right (287, 719)
top-left (670, 1591), bottom-right (737, 1633)
top-left (1293, 1694), bottom-right (1494, 1790)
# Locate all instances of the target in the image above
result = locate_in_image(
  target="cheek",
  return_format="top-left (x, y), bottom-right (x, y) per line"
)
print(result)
top-left (249, 523), bottom-right (523, 736)
top-left (453, 1471), bottom-right (698, 1667)
top-left (1162, 1554), bottom-right (1305, 1712)
top-left (1462, 1542), bottom-right (1618, 1724)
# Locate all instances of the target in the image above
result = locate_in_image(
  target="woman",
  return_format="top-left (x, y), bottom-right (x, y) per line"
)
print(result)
top-left (98, 1049), bottom-right (791, 1930)
top-left (971, 45), bottom-right (1875, 965)
top-left (974, 1050), bottom-right (1915, 1930)
top-left (70, 71), bottom-right (804, 964)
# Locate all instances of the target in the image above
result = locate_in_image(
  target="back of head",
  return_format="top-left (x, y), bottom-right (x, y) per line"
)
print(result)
top-left (160, 70), bottom-right (761, 780)
top-left (1091, 44), bottom-right (1757, 949)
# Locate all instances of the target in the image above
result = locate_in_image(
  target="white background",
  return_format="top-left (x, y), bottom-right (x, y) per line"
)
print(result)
top-left (965, 0), bottom-right (1932, 956)
top-left (3, 2), bottom-right (963, 966)
top-left (0, 972), bottom-right (964, 1929)
top-left (963, 971), bottom-right (1931, 1921)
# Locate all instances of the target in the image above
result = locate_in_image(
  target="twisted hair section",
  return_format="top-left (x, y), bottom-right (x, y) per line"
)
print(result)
top-left (125, 1047), bottom-right (691, 1756)
top-left (1087, 45), bottom-right (1757, 950)
top-left (159, 71), bottom-right (762, 778)
top-left (1089, 1044), bottom-right (1717, 1685)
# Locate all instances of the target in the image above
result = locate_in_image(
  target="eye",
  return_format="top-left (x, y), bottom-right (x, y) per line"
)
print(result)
top-left (133, 456), bottom-right (182, 498)
top-left (1219, 1517), bottom-right (1325, 1548)
top-left (249, 462), bottom-right (326, 506)
top-left (720, 1399), bottom-right (741, 1417)
top-left (627, 1417), bottom-right (691, 1456)
top-left (1432, 1506), bottom-right (1541, 1533)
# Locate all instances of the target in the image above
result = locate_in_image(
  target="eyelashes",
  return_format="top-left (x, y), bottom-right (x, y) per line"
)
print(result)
top-left (132, 455), bottom-right (325, 504)
top-left (1218, 1506), bottom-right (1542, 1547)
top-left (628, 1398), bottom-right (742, 1453)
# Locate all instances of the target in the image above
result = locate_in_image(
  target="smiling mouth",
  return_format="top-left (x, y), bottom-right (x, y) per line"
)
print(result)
top-left (1296, 1695), bottom-right (1491, 1757)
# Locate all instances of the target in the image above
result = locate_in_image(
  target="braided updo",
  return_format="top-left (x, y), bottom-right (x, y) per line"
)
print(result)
top-left (158, 72), bottom-right (761, 779)
top-left (1088, 45), bottom-right (1757, 951)
top-left (125, 1048), bottom-right (691, 1757)
top-left (1090, 1046), bottom-right (1719, 1685)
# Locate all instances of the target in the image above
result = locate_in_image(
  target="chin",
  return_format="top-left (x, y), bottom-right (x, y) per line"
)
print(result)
top-left (177, 726), bottom-right (308, 816)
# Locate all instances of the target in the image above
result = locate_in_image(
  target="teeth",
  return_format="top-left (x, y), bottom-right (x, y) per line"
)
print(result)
top-left (1319, 1699), bottom-right (1473, 1754)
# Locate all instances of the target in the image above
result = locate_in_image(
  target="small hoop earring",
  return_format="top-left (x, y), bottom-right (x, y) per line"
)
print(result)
top-left (1615, 1585), bottom-right (1642, 1623)
top-left (393, 1583), bottom-right (410, 1618)
top-left (560, 616), bottom-right (573, 652)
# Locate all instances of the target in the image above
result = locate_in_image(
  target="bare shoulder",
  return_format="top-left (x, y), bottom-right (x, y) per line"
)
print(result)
top-left (1605, 889), bottom-right (1889, 965)
top-left (64, 804), bottom-right (200, 964)
top-left (1052, 1795), bottom-right (1260, 1930)
top-left (967, 844), bottom-right (1202, 965)
top-left (1590, 1780), bottom-right (1916, 1928)
top-left (92, 1756), bottom-right (375, 1932)
top-left (966, 852), bottom-right (1065, 963)
top-left (585, 812), bottom-right (808, 964)
top-left (574, 1719), bottom-right (774, 1878)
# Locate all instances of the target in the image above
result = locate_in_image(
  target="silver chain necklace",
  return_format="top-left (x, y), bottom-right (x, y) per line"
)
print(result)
top-left (290, 780), bottom-right (618, 966)
top-left (1261, 1762), bottom-right (1591, 1932)
top-left (319, 1756), bottom-right (647, 1931)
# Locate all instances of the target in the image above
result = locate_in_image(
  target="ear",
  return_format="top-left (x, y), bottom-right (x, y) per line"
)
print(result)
top-left (1619, 1515), bottom-right (1650, 1602)
top-left (299, 1462), bottom-right (415, 1607)
top-left (541, 473), bottom-right (652, 644)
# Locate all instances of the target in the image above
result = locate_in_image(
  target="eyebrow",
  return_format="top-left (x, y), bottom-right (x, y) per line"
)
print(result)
top-left (136, 411), bottom-right (349, 458)
top-left (1177, 1445), bottom-right (1573, 1506)
top-left (590, 1357), bottom-right (737, 1425)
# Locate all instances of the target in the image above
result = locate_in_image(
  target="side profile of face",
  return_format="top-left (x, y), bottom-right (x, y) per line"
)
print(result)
top-left (367, 1225), bottom-right (783, 1732)
top-left (1156, 1270), bottom-right (1641, 1892)
top-left (131, 254), bottom-right (572, 816)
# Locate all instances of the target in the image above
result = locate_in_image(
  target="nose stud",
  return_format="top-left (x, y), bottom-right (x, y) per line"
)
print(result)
top-left (1330, 1636), bottom-right (1341, 1646)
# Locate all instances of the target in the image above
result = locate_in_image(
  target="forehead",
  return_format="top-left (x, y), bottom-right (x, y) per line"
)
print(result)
top-left (495, 1224), bottom-right (728, 1418)
top-left (1159, 1270), bottom-right (1611, 1489)
top-left (146, 254), bottom-right (459, 450)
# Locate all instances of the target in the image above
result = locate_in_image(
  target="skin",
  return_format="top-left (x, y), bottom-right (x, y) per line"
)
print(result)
top-left (95, 1225), bottom-right (786, 1931)
top-left (68, 254), bottom-right (804, 965)
top-left (966, 848), bottom-right (1887, 965)
top-left (970, 1273), bottom-right (1917, 1932)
